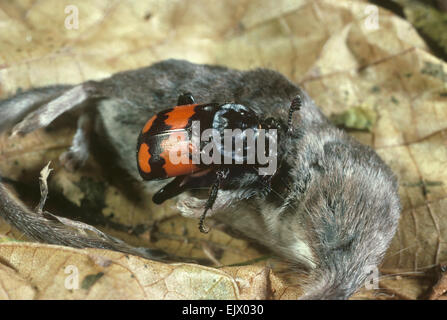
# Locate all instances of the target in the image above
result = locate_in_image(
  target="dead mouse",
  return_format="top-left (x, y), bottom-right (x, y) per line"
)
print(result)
top-left (0, 59), bottom-right (401, 299)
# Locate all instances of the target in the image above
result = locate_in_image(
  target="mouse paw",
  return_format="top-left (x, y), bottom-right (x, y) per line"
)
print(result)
top-left (176, 191), bottom-right (231, 220)
top-left (177, 190), bottom-right (233, 219)
top-left (176, 194), bottom-right (209, 219)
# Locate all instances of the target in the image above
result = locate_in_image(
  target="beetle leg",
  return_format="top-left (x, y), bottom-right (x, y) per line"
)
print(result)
top-left (177, 92), bottom-right (195, 105)
top-left (199, 168), bottom-right (229, 233)
top-left (287, 94), bottom-right (302, 132)
top-left (152, 170), bottom-right (215, 204)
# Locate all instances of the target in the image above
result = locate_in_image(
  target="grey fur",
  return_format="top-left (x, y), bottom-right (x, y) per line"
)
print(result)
top-left (0, 85), bottom-right (70, 132)
top-left (0, 59), bottom-right (401, 299)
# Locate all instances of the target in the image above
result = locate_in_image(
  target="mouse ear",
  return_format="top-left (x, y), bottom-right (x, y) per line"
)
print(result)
top-left (287, 94), bottom-right (302, 133)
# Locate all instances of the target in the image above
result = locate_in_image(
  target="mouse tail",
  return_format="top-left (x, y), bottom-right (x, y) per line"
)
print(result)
top-left (0, 172), bottom-right (168, 261)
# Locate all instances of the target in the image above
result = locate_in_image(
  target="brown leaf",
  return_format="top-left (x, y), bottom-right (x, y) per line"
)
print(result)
top-left (0, 243), bottom-right (300, 299)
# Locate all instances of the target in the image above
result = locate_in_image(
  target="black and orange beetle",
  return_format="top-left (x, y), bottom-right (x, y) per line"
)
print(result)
top-left (137, 93), bottom-right (301, 233)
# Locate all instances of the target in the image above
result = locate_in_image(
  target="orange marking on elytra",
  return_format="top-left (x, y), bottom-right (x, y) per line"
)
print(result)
top-left (164, 104), bottom-right (197, 129)
top-left (138, 143), bottom-right (152, 173)
top-left (142, 115), bottom-right (157, 133)
top-left (159, 131), bottom-right (199, 177)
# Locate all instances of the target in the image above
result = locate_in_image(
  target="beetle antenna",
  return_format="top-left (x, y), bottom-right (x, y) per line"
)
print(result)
top-left (199, 181), bottom-right (219, 233)
top-left (198, 169), bottom-right (228, 233)
top-left (287, 95), bottom-right (302, 133)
